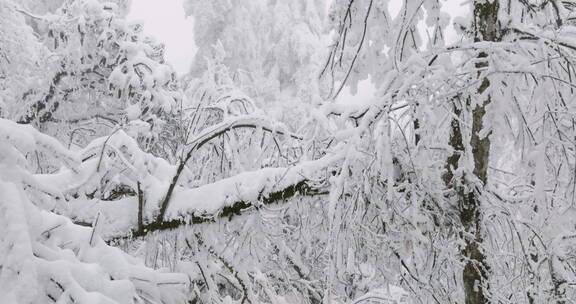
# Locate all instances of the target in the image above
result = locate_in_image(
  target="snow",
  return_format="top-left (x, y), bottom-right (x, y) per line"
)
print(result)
top-left (348, 286), bottom-right (409, 304)
top-left (48, 140), bottom-right (342, 239)
top-left (0, 118), bottom-right (187, 303)
top-left (0, 179), bottom-right (188, 303)
top-left (6, 0), bottom-right (576, 302)
top-left (0, 114), bottom-right (342, 242)
top-left (167, 153), bottom-right (339, 220)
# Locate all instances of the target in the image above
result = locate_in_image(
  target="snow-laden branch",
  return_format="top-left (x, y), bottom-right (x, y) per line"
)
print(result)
top-left (64, 152), bottom-right (340, 239)
top-left (188, 113), bottom-right (304, 147)
top-left (0, 180), bottom-right (188, 303)
top-left (4, 116), bottom-right (339, 240)
top-left (137, 152), bottom-right (340, 237)
top-left (0, 119), bottom-right (187, 304)
top-left (0, 119), bottom-right (79, 169)
top-left (155, 114), bottom-right (304, 224)
top-left (347, 287), bottom-right (409, 304)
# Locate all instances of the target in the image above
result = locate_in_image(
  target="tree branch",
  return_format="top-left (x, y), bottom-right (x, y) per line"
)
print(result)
top-left (135, 179), bottom-right (327, 238)
top-left (154, 116), bottom-right (304, 225)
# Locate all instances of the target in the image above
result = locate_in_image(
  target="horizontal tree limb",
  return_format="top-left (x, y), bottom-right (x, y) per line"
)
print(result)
top-left (132, 180), bottom-right (328, 238)
top-left (156, 115), bottom-right (305, 224)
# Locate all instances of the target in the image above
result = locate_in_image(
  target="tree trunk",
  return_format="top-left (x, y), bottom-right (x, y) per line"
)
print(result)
top-left (443, 1), bottom-right (500, 304)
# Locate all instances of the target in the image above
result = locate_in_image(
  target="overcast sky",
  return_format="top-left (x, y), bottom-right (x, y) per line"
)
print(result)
top-left (126, 0), bottom-right (469, 97)
top-left (127, 0), bottom-right (196, 75)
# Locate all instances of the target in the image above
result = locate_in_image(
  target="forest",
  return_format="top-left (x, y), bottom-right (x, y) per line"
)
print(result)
top-left (1, 0), bottom-right (576, 303)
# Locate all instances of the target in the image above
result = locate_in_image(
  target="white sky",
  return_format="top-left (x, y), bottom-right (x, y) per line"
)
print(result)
top-left (127, 0), bottom-right (468, 91)
top-left (127, 0), bottom-right (196, 75)
top-left (337, 0), bottom-right (469, 102)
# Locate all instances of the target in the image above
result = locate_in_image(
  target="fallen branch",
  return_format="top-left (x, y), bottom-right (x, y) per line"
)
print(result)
top-left (155, 115), bottom-right (305, 225)
top-left (133, 179), bottom-right (327, 238)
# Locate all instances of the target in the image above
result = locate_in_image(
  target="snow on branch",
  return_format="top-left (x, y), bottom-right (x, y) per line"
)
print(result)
top-left (2, 116), bottom-right (338, 241)
top-left (64, 152), bottom-right (340, 239)
top-left (154, 114), bottom-right (305, 224)
top-left (0, 119), bottom-right (79, 169)
top-left (0, 119), bottom-right (188, 304)
top-left (0, 180), bottom-right (188, 303)
top-left (187, 114), bottom-right (304, 148)
top-left (135, 153), bottom-right (340, 237)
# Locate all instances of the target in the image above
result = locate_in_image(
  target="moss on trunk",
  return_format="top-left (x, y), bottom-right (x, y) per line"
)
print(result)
top-left (443, 1), bottom-right (500, 303)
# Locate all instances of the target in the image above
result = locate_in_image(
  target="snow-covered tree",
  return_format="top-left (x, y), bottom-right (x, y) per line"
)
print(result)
top-left (183, 0), bottom-right (327, 130)
top-left (8, 0), bottom-right (182, 157)
top-left (7, 0), bottom-right (576, 303)
top-left (321, 0), bottom-right (576, 303)
top-left (0, 118), bottom-right (189, 303)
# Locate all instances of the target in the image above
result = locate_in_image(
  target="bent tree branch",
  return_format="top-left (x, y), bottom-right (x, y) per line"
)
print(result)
top-left (154, 115), bottom-right (305, 225)
top-left (134, 179), bottom-right (327, 238)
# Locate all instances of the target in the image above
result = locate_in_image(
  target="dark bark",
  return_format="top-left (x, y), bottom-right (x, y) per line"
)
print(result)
top-left (413, 118), bottom-right (420, 146)
top-left (137, 182), bottom-right (144, 232)
top-left (154, 151), bottom-right (192, 225)
top-left (154, 120), bottom-right (302, 226)
top-left (18, 71), bottom-right (68, 125)
top-left (132, 180), bottom-right (323, 238)
top-left (443, 1), bottom-right (500, 304)
top-left (442, 99), bottom-right (464, 187)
